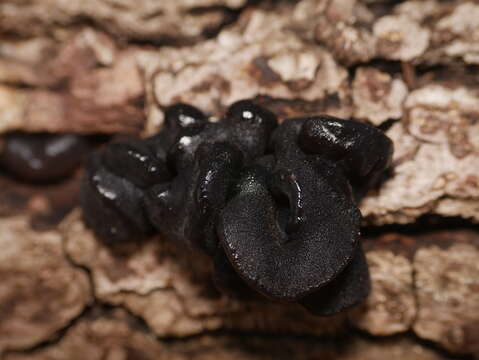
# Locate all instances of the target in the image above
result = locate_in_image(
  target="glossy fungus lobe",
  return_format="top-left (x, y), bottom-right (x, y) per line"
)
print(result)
top-left (147, 141), bottom-right (244, 253)
top-left (1, 132), bottom-right (88, 182)
top-left (298, 115), bottom-right (394, 192)
top-left (102, 140), bottom-right (172, 188)
top-left (222, 100), bottom-right (277, 161)
top-left (81, 150), bottom-right (154, 243)
top-left (164, 103), bottom-right (207, 138)
top-left (218, 160), bottom-right (361, 301)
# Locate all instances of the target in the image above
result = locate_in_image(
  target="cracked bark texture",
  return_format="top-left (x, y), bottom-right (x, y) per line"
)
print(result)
top-left (2, 309), bottom-right (448, 360)
top-left (0, 216), bottom-right (91, 354)
top-left (1, 206), bottom-right (478, 358)
top-left (0, 0), bottom-right (247, 43)
top-left (60, 211), bottom-right (479, 356)
top-left (1, 0), bottom-right (479, 358)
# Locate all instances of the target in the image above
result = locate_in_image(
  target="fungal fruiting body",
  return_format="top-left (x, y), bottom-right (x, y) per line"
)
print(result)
top-left (80, 100), bottom-right (393, 316)
top-left (1, 132), bottom-right (89, 182)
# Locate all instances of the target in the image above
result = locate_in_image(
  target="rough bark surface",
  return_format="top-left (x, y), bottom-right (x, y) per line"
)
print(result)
top-left (0, 216), bottom-right (91, 353)
top-left (2, 205), bottom-right (478, 357)
top-left (2, 309), bottom-right (449, 360)
top-left (1, 0), bottom-right (479, 358)
top-left (0, 0), bottom-right (247, 43)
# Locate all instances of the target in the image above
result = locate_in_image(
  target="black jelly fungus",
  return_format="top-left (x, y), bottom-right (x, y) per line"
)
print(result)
top-left (1, 132), bottom-right (89, 182)
top-left (164, 103), bottom-right (207, 138)
top-left (102, 140), bottom-right (172, 188)
top-left (218, 160), bottom-right (360, 301)
top-left (146, 141), bottom-right (244, 254)
top-left (80, 156), bottom-right (153, 243)
top-left (80, 99), bottom-right (393, 315)
top-left (298, 115), bottom-right (394, 193)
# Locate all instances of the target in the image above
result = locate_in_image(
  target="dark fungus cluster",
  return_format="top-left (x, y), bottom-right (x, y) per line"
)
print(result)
top-left (80, 100), bottom-right (393, 316)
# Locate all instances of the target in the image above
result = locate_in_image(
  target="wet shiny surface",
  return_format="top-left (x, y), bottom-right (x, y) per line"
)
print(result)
top-left (1, 133), bottom-right (89, 182)
top-left (80, 100), bottom-right (393, 315)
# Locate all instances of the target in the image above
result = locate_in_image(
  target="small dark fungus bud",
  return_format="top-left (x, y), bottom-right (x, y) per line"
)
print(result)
top-left (164, 103), bottom-right (207, 140)
top-left (167, 132), bottom-right (205, 174)
top-left (223, 100), bottom-right (278, 160)
top-left (102, 140), bottom-right (172, 188)
top-left (80, 157), bottom-right (152, 243)
top-left (79, 100), bottom-right (393, 316)
top-left (298, 115), bottom-right (394, 191)
top-left (1, 132), bottom-right (89, 182)
top-left (224, 100), bottom-right (275, 126)
top-left (142, 103), bottom-right (208, 168)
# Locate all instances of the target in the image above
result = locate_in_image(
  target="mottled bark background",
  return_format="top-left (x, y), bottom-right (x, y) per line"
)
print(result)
top-left (1, 0), bottom-right (478, 359)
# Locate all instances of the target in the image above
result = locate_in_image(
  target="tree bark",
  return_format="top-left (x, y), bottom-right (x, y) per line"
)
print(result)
top-left (1, 0), bottom-right (478, 358)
